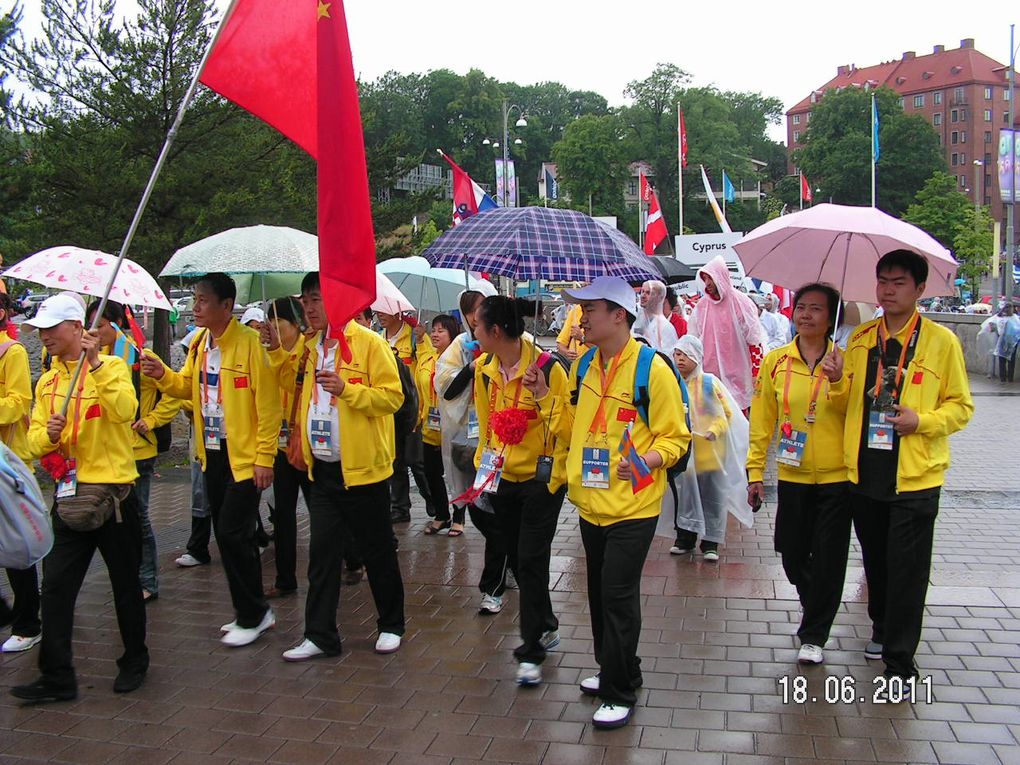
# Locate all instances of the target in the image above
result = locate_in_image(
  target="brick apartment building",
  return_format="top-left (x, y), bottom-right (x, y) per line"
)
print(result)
top-left (786, 38), bottom-right (1015, 227)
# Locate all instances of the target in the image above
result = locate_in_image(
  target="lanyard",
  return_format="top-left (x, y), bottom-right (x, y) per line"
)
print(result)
top-left (311, 338), bottom-right (342, 410)
top-left (48, 363), bottom-right (89, 446)
top-left (782, 355), bottom-right (826, 424)
top-left (201, 343), bottom-right (223, 407)
top-left (587, 349), bottom-right (625, 438)
top-left (873, 313), bottom-right (921, 400)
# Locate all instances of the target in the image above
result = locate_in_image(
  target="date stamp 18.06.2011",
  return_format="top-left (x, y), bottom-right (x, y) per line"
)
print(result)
top-left (778, 674), bottom-right (933, 705)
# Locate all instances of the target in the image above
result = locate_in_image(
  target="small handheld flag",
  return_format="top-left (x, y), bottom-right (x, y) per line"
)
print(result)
top-left (618, 423), bottom-right (654, 494)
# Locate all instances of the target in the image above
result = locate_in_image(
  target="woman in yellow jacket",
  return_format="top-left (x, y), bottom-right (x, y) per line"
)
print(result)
top-left (747, 283), bottom-right (849, 666)
top-left (472, 296), bottom-right (569, 688)
top-left (418, 314), bottom-right (461, 536)
top-left (0, 293), bottom-right (41, 653)
top-left (87, 300), bottom-right (182, 603)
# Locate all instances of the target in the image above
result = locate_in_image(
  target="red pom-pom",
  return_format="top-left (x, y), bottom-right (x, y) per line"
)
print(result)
top-left (41, 452), bottom-right (69, 482)
top-left (490, 408), bottom-right (529, 446)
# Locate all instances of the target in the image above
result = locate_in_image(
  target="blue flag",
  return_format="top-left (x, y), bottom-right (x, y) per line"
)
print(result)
top-left (872, 96), bottom-right (881, 164)
top-left (544, 168), bottom-right (558, 200)
top-left (722, 170), bottom-right (735, 203)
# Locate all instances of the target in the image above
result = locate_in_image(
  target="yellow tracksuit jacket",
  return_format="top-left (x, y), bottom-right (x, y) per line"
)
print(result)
top-left (28, 355), bottom-right (139, 484)
top-left (154, 319), bottom-right (282, 482)
top-left (415, 352), bottom-right (442, 447)
top-left (748, 339), bottom-right (849, 485)
top-left (268, 334), bottom-right (311, 453)
top-left (383, 322), bottom-right (435, 376)
top-left (556, 305), bottom-right (591, 356)
top-left (473, 339), bottom-right (569, 492)
top-left (834, 313), bottom-right (973, 493)
top-left (552, 338), bottom-right (690, 526)
top-left (0, 330), bottom-right (32, 460)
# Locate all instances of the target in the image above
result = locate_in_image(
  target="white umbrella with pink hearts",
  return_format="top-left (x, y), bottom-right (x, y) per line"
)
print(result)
top-left (2, 246), bottom-right (173, 311)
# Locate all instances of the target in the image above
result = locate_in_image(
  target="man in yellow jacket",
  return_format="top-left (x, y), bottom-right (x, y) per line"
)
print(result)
top-left (11, 295), bottom-right (147, 702)
top-left (832, 249), bottom-right (973, 689)
top-left (141, 273), bottom-right (282, 649)
top-left (273, 273), bottom-right (406, 662)
top-left (526, 276), bottom-right (690, 730)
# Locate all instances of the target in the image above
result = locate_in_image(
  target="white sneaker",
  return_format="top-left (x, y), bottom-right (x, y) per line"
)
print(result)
top-left (702, 549), bottom-right (720, 562)
top-left (282, 639), bottom-right (326, 662)
top-left (479, 594), bottom-right (503, 615)
top-left (504, 569), bottom-right (518, 590)
top-left (580, 674), bottom-right (600, 695)
top-left (797, 644), bottom-right (824, 664)
top-left (374, 632), bottom-right (401, 654)
top-left (220, 620), bottom-right (236, 633)
top-left (175, 553), bottom-right (205, 567)
top-left (221, 609), bottom-right (275, 647)
top-left (516, 662), bottom-right (542, 687)
top-left (1, 634), bottom-right (41, 653)
top-left (592, 703), bottom-right (632, 729)
top-left (865, 641), bottom-right (883, 660)
top-left (539, 630), bottom-right (560, 651)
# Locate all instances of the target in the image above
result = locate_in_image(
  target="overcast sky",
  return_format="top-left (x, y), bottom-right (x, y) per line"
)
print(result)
top-left (11, 1), bottom-right (1017, 142)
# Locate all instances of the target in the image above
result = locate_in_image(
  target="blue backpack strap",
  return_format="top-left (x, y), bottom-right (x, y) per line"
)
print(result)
top-left (570, 347), bottom-right (598, 406)
top-left (633, 344), bottom-right (656, 426)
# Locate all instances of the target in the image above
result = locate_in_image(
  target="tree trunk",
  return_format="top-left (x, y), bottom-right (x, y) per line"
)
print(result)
top-left (152, 308), bottom-right (170, 363)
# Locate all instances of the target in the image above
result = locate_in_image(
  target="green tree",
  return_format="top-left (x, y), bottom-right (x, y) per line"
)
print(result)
top-left (795, 86), bottom-right (944, 216)
top-left (953, 206), bottom-right (994, 298)
top-left (902, 172), bottom-right (972, 249)
top-left (550, 114), bottom-right (626, 216)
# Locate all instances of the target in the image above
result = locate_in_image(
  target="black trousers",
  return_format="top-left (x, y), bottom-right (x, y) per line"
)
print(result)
top-left (3, 565), bottom-right (40, 638)
top-left (186, 460), bottom-right (212, 563)
top-left (269, 451), bottom-right (311, 591)
top-left (775, 481), bottom-right (852, 646)
top-left (204, 447), bottom-right (268, 629)
top-left (851, 489), bottom-right (940, 678)
top-left (305, 460), bottom-right (405, 654)
top-left (38, 495), bottom-right (148, 686)
top-left (490, 479), bottom-right (565, 665)
top-left (580, 515), bottom-right (657, 708)
top-left (467, 504), bottom-right (508, 597)
top-left (390, 430), bottom-right (433, 517)
top-left (424, 443), bottom-right (459, 523)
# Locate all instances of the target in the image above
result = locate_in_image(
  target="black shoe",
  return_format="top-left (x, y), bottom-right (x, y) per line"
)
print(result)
top-left (255, 530), bottom-right (272, 548)
top-left (113, 668), bottom-right (147, 694)
top-left (390, 512), bottom-right (411, 524)
top-left (10, 678), bottom-right (77, 703)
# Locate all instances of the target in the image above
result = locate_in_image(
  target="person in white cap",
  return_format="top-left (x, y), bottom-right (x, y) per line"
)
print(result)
top-left (240, 306), bottom-right (266, 329)
top-left (633, 280), bottom-right (678, 354)
top-left (524, 275), bottom-right (689, 730)
top-left (11, 294), bottom-right (148, 702)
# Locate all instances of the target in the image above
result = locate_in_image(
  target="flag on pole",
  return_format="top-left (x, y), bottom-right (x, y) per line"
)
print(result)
top-left (699, 165), bottom-right (732, 233)
top-left (439, 152), bottom-right (498, 225)
top-left (200, 0), bottom-right (374, 358)
top-left (722, 170), bottom-right (735, 203)
top-left (801, 174), bottom-right (813, 203)
top-left (872, 96), bottom-right (881, 163)
top-left (678, 109), bottom-right (688, 168)
top-left (544, 168), bottom-right (558, 200)
top-left (640, 175), bottom-right (668, 255)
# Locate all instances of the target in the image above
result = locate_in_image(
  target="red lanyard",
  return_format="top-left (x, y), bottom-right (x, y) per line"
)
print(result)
top-left (781, 355), bottom-right (826, 424)
top-left (873, 312), bottom-right (920, 399)
top-left (48, 364), bottom-right (89, 446)
top-left (587, 350), bottom-right (624, 438)
top-left (201, 343), bottom-right (223, 407)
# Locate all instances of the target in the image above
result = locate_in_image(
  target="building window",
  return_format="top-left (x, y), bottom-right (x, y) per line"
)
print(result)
top-left (1006, 89), bottom-right (1012, 101)
top-left (897, 97), bottom-right (905, 109)
top-left (985, 109), bottom-right (993, 122)
top-left (954, 87), bottom-right (966, 103)
top-left (934, 91), bottom-right (942, 105)
top-left (806, 113), bottom-right (810, 122)
top-left (960, 152), bottom-right (966, 164)
top-left (933, 113), bottom-right (942, 126)
top-left (961, 131), bottom-right (967, 143)
top-left (985, 86), bottom-right (993, 100)
top-left (951, 109), bottom-right (958, 123)
top-left (986, 131), bottom-right (993, 144)
top-left (986, 152), bottom-right (993, 164)
top-left (627, 179), bottom-right (637, 196)
top-left (793, 114), bottom-right (801, 125)
top-left (961, 108), bottom-right (968, 121)
top-left (793, 130), bottom-right (800, 142)
top-left (951, 153), bottom-right (958, 167)
top-left (913, 94), bottom-right (925, 108)
top-left (959, 175), bottom-right (966, 188)
top-left (952, 131), bottom-right (959, 144)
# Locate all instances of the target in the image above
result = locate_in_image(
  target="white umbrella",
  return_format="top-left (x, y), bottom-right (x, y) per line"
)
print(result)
top-left (372, 271), bottom-right (414, 315)
top-left (3, 246), bottom-right (172, 310)
top-left (160, 225), bottom-right (318, 277)
top-left (377, 256), bottom-right (492, 314)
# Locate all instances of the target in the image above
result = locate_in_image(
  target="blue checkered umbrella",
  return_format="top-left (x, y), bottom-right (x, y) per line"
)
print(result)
top-left (421, 207), bottom-right (658, 282)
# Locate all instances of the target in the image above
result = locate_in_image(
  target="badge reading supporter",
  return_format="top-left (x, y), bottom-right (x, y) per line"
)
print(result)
top-left (867, 410), bottom-right (895, 450)
top-left (473, 449), bottom-right (503, 494)
top-left (467, 410), bottom-right (480, 440)
top-left (777, 430), bottom-right (807, 467)
top-left (310, 418), bottom-right (334, 458)
top-left (278, 419), bottom-right (290, 449)
top-left (55, 457), bottom-right (77, 499)
top-left (426, 406), bottom-right (441, 431)
top-left (581, 447), bottom-right (611, 489)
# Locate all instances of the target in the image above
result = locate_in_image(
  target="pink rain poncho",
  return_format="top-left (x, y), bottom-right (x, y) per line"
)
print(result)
top-left (688, 256), bottom-right (766, 410)
top-left (632, 280), bottom-right (679, 354)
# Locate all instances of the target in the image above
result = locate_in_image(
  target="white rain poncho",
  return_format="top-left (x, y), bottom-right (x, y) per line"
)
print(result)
top-left (688, 256), bottom-right (767, 410)
top-left (633, 280), bottom-right (679, 354)
top-left (657, 336), bottom-right (752, 543)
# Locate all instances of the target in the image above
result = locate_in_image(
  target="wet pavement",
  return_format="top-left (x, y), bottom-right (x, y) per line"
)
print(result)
top-left (1, 375), bottom-right (1018, 764)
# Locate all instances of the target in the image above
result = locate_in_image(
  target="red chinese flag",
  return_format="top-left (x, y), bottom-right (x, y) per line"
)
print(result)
top-left (678, 109), bottom-right (688, 169)
top-left (200, 0), bottom-right (374, 359)
top-left (801, 174), bottom-right (813, 203)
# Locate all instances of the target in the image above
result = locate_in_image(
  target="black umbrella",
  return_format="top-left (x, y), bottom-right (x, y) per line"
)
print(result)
top-left (636, 256), bottom-right (697, 285)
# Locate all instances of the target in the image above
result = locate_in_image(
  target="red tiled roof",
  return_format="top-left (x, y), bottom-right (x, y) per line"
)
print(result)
top-left (788, 45), bottom-right (1008, 114)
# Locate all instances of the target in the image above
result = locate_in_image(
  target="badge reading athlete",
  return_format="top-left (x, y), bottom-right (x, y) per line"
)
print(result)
top-left (55, 457), bottom-right (78, 499)
top-left (310, 418), bottom-right (334, 458)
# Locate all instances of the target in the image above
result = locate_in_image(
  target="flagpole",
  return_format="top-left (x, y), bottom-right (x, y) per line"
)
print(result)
top-left (871, 93), bottom-right (877, 208)
top-left (721, 169), bottom-right (726, 218)
top-left (60, 0), bottom-right (240, 416)
top-left (799, 170), bottom-right (804, 211)
top-left (677, 104), bottom-right (684, 236)
top-left (638, 171), bottom-right (644, 249)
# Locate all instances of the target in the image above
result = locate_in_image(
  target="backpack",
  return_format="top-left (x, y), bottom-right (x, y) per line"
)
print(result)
top-left (574, 344), bottom-right (693, 477)
top-left (392, 350), bottom-right (419, 439)
top-left (0, 442), bottom-right (52, 569)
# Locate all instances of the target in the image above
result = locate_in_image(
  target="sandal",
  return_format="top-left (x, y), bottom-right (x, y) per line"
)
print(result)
top-left (447, 523), bottom-right (465, 537)
top-left (424, 520), bottom-right (451, 535)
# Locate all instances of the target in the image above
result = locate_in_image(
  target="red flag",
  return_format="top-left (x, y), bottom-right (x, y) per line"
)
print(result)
top-left (801, 174), bottom-right (813, 203)
top-left (678, 109), bottom-right (688, 169)
top-left (200, 0), bottom-right (374, 359)
top-left (642, 179), bottom-right (668, 255)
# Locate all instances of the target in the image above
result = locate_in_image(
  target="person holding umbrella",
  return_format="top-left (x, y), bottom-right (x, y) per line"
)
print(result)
top-left (833, 250), bottom-right (973, 690)
top-left (747, 283), bottom-right (851, 665)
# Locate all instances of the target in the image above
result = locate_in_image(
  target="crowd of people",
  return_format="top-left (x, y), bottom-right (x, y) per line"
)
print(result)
top-left (0, 247), bottom-right (974, 728)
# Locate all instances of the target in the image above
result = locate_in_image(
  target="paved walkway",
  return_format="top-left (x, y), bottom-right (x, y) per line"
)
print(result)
top-left (1, 376), bottom-right (1018, 765)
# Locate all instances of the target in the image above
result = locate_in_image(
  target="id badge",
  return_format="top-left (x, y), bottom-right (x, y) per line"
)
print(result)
top-left (426, 406), bottom-right (441, 432)
top-left (473, 449), bottom-right (503, 493)
top-left (204, 415), bottom-right (223, 451)
top-left (310, 418), bottom-right (334, 458)
top-left (581, 447), bottom-right (611, 489)
top-left (467, 410), bottom-right (480, 440)
top-left (278, 419), bottom-right (290, 449)
top-left (55, 457), bottom-right (77, 499)
top-left (867, 410), bottom-right (895, 451)
top-left (777, 430), bottom-right (807, 467)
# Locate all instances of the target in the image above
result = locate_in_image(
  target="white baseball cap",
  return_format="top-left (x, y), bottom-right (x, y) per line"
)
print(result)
top-left (25, 294), bottom-right (87, 329)
top-left (240, 306), bottom-right (266, 326)
top-left (560, 276), bottom-right (638, 318)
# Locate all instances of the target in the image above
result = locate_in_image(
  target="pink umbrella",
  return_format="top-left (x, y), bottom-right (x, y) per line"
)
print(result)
top-left (2, 246), bottom-right (173, 310)
top-left (371, 270), bottom-right (414, 316)
top-left (733, 204), bottom-right (958, 303)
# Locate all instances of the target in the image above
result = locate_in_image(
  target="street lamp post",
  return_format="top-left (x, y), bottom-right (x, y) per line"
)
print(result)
top-left (1005, 24), bottom-right (1017, 301)
top-left (483, 99), bottom-right (527, 207)
top-left (974, 160), bottom-right (983, 212)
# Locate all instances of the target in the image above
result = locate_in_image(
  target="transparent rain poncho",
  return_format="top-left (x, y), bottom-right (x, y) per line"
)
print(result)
top-left (632, 280), bottom-right (679, 354)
